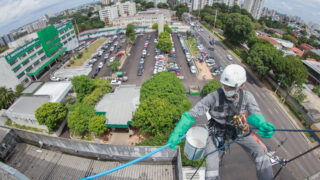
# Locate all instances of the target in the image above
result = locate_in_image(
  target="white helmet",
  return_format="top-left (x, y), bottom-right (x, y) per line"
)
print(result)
top-left (220, 64), bottom-right (246, 88)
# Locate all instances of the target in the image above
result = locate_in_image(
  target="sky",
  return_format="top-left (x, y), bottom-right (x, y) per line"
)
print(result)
top-left (0, 0), bottom-right (320, 36)
top-left (0, 0), bottom-right (96, 36)
top-left (264, 0), bottom-right (320, 25)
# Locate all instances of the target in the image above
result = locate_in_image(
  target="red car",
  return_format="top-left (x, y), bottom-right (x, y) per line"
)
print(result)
top-left (144, 43), bottom-right (148, 48)
top-left (116, 51), bottom-right (125, 57)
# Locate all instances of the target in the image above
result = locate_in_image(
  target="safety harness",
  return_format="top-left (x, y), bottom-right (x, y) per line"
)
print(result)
top-left (209, 88), bottom-right (249, 148)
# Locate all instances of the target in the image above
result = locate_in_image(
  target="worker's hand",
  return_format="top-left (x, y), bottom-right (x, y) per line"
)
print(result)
top-left (248, 114), bottom-right (275, 138)
top-left (167, 112), bottom-right (195, 150)
top-left (168, 132), bottom-right (181, 150)
top-left (258, 122), bottom-right (275, 138)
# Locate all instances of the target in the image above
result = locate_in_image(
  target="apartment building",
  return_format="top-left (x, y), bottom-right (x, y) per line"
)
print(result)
top-left (0, 22), bottom-right (77, 89)
top-left (99, 1), bottom-right (136, 23)
top-left (116, 1), bottom-right (136, 17)
top-left (99, 5), bottom-right (119, 23)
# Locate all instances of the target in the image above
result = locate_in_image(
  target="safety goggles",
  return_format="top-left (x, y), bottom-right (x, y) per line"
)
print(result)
top-left (223, 85), bottom-right (236, 92)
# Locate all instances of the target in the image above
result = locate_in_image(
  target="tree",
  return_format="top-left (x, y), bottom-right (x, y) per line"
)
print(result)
top-left (67, 103), bottom-right (96, 136)
top-left (82, 88), bottom-right (104, 105)
top-left (110, 61), bottom-right (120, 72)
top-left (157, 2), bottom-right (169, 9)
top-left (92, 78), bottom-right (112, 93)
top-left (174, 4), bottom-right (189, 19)
top-left (132, 98), bottom-right (176, 136)
top-left (125, 23), bottom-right (135, 38)
top-left (146, 2), bottom-right (155, 8)
top-left (223, 13), bottom-right (254, 44)
top-left (15, 84), bottom-right (24, 97)
top-left (152, 23), bottom-right (158, 31)
top-left (0, 87), bottom-right (15, 109)
top-left (201, 79), bottom-right (222, 96)
top-left (312, 85), bottom-right (320, 96)
top-left (35, 103), bottom-right (67, 130)
top-left (71, 75), bottom-right (95, 102)
top-left (164, 24), bottom-right (172, 33)
top-left (88, 115), bottom-right (107, 136)
top-left (157, 38), bottom-right (173, 53)
top-left (186, 31), bottom-right (192, 39)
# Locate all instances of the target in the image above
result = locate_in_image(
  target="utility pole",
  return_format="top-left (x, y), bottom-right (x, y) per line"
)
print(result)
top-left (282, 80), bottom-right (296, 103)
top-left (213, 9), bottom-right (218, 33)
top-left (275, 74), bottom-right (285, 94)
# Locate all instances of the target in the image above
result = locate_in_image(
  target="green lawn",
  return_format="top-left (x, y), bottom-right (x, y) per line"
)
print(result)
top-left (186, 38), bottom-right (199, 57)
top-left (72, 38), bottom-right (107, 67)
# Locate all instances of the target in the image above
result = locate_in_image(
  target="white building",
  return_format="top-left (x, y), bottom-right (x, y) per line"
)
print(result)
top-left (24, 18), bottom-right (47, 33)
top-left (243, 0), bottom-right (254, 12)
top-left (5, 82), bottom-right (72, 131)
top-left (116, 1), bottom-right (136, 17)
top-left (112, 8), bottom-right (172, 27)
top-left (0, 22), bottom-right (77, 89)
top-left (101, 0), bottom-right (111, 5)
top-left (99, 5), bottom-right (119, 23)
top-left (251, 0), bottom-right (265, 19)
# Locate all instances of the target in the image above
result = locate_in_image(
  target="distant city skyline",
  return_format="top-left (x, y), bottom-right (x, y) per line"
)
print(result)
top-left (0, 0), bottom-right (320, 36)
top-left (264, 0), bottom-right (320, 25)
top-left (0, 0), bottom-right (96, 36)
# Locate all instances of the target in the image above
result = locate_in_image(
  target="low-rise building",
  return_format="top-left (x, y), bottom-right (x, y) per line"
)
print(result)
top-left (112, 8), bottom-right (172, 27)
top-left (95, 85), bottom-right (140, 129)
top-left (0, 22), bottom-right (78, 89)
top-left (116, 1), bottom-right (136, 17)
top-left (290, 47), bottom-right (304, 57)
top-left (302, 59), bottom-right (320, 85)
top-left (5, 82), bottom-right (72, 131)
top-left (300, 43), bottom-right (316, 52)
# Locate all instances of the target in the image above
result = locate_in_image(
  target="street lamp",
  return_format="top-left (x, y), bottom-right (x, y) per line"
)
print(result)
top-left (282, 80), bottom-right (296, 103)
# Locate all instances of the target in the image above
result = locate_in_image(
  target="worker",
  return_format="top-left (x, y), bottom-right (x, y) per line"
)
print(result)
top-left (168, 64), bottom-right (275, 180)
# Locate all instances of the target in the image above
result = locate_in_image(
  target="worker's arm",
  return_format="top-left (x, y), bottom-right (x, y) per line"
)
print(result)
top-left (168, 93), bottom-right (215, 149)
top-left (246, 91), bottom-right (275, 138)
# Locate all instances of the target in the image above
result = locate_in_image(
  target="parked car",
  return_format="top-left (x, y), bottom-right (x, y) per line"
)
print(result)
top-left (207, 62), bottom-right (215, 67)
top-left (98, 62), bottom-right (103, 68)
top-left (50, 76), bottom-right (60, 81)
top-left (144, 43), bottom-right (148, 48)
top-left (147, 35), bottom-right (151, 40)
top-left (116, 51), bottom-right (125, 57)
top-left (142, 49), bottom-right (147, 56)
top-left (137, 68), bottom-right (144, 76)
top-left (154, 38), bottom-right (158, 43)
top-left (110, 79), bottom-right (121, 85)
top-left (140, 58), bottom-right (145, 64)
top-left (190, 66), bottom-right (197, 74)
top-left (227, 54), bottom-right (232, 61)
top-left (110, 57), bottom-right (115, 62)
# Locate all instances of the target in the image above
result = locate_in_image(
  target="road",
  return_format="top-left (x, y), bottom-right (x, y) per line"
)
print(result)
top-left (194, 22), bottom-right (320, 179)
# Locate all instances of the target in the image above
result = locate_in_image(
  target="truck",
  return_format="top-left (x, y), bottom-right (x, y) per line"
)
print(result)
top-left (189, 85), bottom-right (200, 95)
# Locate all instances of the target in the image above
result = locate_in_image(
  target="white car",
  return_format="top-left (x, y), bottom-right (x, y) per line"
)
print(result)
top-left (50, 76), bottom-right (60, 81)
top-left (110, 57), bottom-right (115, 62)
top-left (154, 39), bottom-right (158, 43)
top-left (190, 66), bottom-right (197, 74)
top-left (98, 62), bottom-right (103, 68)
top-left (227, 54), bottom-right (232, 61)
top-left (142, 49), bottom-right (147, 56)
top-left (110, 79), bottom-right (121, 85)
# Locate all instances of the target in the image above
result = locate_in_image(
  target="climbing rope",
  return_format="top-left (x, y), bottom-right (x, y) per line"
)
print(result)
top-left (79, 135), bottom-right (187, 180)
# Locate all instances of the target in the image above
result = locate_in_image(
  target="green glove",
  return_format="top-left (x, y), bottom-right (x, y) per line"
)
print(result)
top-left (168, 112), bottom-right (195, 149)
top-left (248, 113), bottom-right (275, 138)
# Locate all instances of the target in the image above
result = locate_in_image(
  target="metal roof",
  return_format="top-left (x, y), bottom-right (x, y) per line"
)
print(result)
top-left (22, 82), bottom-right (43, 94)
top-left (6, 96), bottom-right (50, 116)
top-left (95, 85), bottom-right (140, 128)
top-left (34, 82), bottom-right (72, 102)
top-left (6, 143), bottom-right (177, 180)
top-left (302, 60), bottom-right (320, 75)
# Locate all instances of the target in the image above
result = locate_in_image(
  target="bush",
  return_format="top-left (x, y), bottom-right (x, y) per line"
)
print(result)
top-left (70, 60), bottom-right (75, 64)
top-left (82, 88), bottom-right (104, 105)
top-left (201, 79), bottom-right (222, 97)
top-left (89, 115), bottom-right (107, 136)
top-left (35, 103), bottom-right (67, 130)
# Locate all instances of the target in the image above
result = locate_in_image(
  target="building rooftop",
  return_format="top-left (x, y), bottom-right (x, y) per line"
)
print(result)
top-left (34, 81), bottom-right (72, 102)
top-left (311, 49), bottom-right (320, 56)
top-left (22, 82), bottom-right (43, 94)
top-left (302, 60), bottom-right (320, 74)
top-left (258, 35), bottom-right (279, 46)
top-left (6, 96), bottom-right (50, 116)
top-left (95, 85), bottom-right (140, 128)
top-left (290, 47), bottom-right (304, 57)
top-left (6, 143), bottom-right (177, 180)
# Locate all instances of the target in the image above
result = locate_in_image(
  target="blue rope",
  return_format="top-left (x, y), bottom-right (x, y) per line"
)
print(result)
top-left (189, 132), bottom-right (251, 180)
top-left (79, 135), bottom-right (187, 180)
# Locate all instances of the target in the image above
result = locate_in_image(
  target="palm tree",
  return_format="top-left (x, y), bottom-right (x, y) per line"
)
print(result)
top-left (0, 87), bottom-right (15, 109)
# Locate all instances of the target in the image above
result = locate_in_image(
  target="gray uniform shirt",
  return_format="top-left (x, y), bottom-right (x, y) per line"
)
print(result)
top-left (189, 90), bottom-right (261, 124)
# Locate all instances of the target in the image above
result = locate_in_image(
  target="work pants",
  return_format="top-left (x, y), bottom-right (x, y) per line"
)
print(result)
top-left (205, 134), bottom-right (273, 180)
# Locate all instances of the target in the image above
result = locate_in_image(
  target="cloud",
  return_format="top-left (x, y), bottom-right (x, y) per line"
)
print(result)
top-left (280, 2), bottom-right (293, 10)
top-left (0, 0), bottom-right (61, 28)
